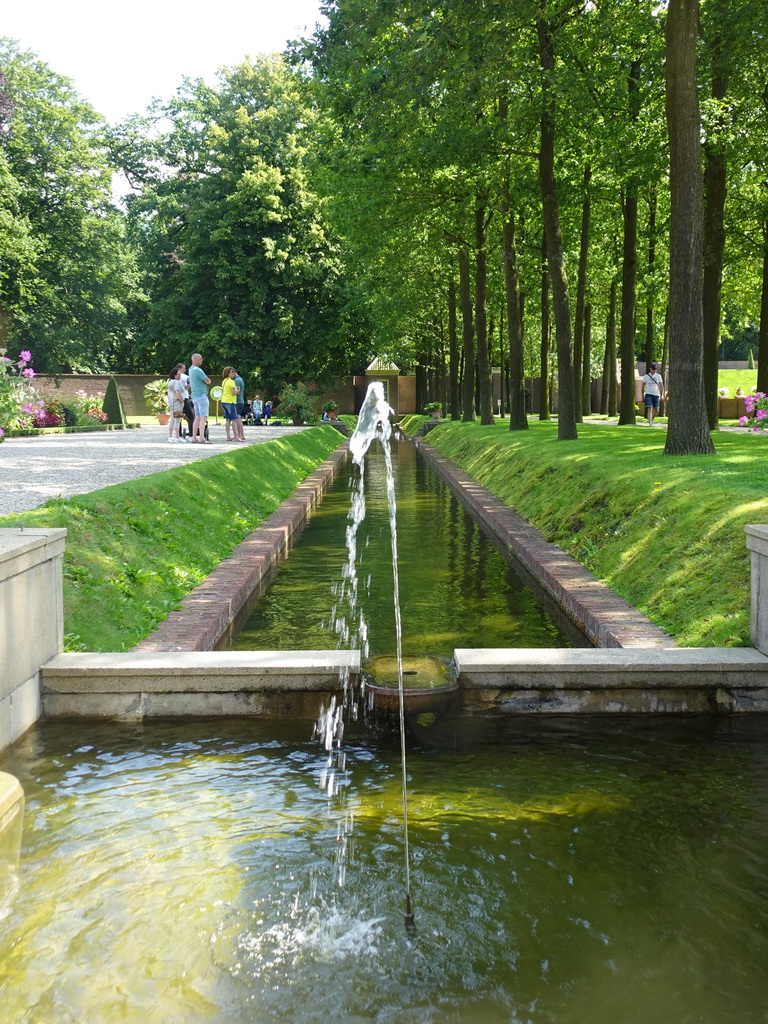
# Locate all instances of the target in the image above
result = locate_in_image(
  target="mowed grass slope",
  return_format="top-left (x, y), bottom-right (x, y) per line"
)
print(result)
top-left (417, 420), bottom-right (768, 647)
top-left (0, 428), bottom-right (343, 652)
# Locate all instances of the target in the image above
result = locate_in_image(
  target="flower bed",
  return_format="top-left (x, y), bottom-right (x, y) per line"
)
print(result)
top-left (739, 392), bottom-right (768, 431)
top-left (1, 349), bottom-right (112, 442)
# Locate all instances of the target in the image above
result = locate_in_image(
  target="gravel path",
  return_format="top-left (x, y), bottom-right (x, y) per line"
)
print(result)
top-left (0, 422), bottom-right (310, 517)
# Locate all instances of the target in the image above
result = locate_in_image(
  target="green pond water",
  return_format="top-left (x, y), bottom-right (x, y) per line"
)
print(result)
top-left (1, 715), bottom-right (767, 1023)
top-left (229, 438), bottom-right (576, 655)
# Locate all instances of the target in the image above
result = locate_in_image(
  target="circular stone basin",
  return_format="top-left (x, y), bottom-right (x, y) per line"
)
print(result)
top-left (363, 654), bottom-right (458, 713)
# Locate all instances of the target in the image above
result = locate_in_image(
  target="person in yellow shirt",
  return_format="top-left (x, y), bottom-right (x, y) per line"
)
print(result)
top-left (221, 366), bottom-right (241, 441)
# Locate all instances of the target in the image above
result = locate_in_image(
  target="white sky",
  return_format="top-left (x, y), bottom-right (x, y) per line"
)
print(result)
top-left (2, 0), bottom-right (326, 123)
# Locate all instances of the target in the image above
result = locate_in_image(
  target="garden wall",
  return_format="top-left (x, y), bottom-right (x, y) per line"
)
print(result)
top-left (33, 374), bottom-right (420, 418)
top-left (33, 374), bottom-right (158, 416)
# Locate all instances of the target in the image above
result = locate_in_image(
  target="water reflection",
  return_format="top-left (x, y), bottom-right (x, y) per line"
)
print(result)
top-left (1, 716), bottom-right (767, 1023)
top-left (231, 440), bottom-right (573, 656)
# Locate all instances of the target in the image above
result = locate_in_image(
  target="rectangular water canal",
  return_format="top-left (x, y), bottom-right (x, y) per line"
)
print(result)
top-left (226, 438), bottom-right (582, 657)
top-left (1, 714), bottom-right (768, 1023)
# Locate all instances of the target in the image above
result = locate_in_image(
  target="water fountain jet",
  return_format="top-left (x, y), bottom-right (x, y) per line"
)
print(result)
top-left (348, 382), bottom-right (415, 932)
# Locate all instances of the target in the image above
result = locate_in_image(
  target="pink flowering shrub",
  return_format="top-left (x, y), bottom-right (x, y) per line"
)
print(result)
top-left (738, 392), bottom-right (768, 432)
top-left (68, 389), bottom-right (108, 425)
top-left (33, 400), bottom-right (66, 428)
top-left (0, 348), bottom-right (42, 437)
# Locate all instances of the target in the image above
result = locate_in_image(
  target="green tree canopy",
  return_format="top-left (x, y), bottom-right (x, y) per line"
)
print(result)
top-left (117, 55), bottom-right (369, 391)
top-left (0, 40), bottom-right (139, 371)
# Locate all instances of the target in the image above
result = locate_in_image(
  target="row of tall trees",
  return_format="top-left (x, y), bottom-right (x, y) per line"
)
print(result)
top-left (2, 2), bottom-right (767, 438)
top-left (298, 0), bottom-right (768, 451)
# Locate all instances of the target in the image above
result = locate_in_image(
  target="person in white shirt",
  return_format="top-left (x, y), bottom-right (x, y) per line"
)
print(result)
top-left (641, 362), bottom-right (665, 426)
top-left (174, 362), bottom-right (193, 438)
top-left (166, 368), bottom-right (185, 442)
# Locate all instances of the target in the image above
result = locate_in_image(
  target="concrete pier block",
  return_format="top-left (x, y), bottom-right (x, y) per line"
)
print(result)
top-left (0, 771), bottom-right (24, 908)
top-left (746, 525), bottom-right (768, 656)
top-left (41, 650), bottom-right (360, 719)
top-left (0, 529), bottom-right (66, 752)
top-left (454, 647), bottom-right (768, 713)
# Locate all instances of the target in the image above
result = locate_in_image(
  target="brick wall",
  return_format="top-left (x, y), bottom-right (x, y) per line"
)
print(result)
top-left (32, 372), bottom-right (421, 417)
top-left (33, 374), bottom-right (162, 416)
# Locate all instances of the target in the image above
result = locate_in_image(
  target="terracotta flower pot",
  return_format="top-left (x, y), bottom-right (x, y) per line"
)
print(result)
top-left (157, 413), bottom-right (170, 425)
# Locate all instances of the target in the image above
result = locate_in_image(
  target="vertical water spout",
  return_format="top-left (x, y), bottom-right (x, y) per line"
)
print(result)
top-left (349, 383), bottom-right (414, 931)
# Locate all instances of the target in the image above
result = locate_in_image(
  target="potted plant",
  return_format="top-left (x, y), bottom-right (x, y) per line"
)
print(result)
top-left (144, 378), bottom-right (170, 424)
top-left (322, 399), bottom-right (340, 421)
top-left (424, 401), bottom-right (443, 420)
top-left (276, 381), bottom-right (317, 425)
top-left (718, 386), bottom-right (738, 420)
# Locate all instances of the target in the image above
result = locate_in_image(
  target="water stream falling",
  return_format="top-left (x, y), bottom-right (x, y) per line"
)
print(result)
top-left (347, 382), bottom-right (414, 930)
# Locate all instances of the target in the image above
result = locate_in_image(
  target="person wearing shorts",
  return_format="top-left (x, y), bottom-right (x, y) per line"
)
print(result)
top-left (642, 362), bottom-right (664, 426)
top-left (233, 368), bottom-right (246, 441)
top-left (220, 366), bottom-right (241, 441)
top-left (189, 353), bottom-right (211, 443)
top-left (166, 368), bottom-right (185, 442)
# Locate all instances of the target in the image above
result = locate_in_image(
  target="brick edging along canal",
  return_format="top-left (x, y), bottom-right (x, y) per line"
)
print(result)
top-left (133, 443), bottom-right (350, 652)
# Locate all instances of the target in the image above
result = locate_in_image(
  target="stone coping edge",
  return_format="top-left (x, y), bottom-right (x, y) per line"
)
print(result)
top-left (43, 649), bottom-right (358, 687)
top-left (38, 647), bottom-right (768, 714)
top-left (41, 646), bottom-right (768, 692)
top-left (0, 771), bottom-right (24, 820)
top-left (133, 442), bottom-right (350, 652)
top-left (414, 438), bottom-right (676, 650)
top-left (745, 523), bottom-right (768, 556)
top-left (0, 528), bottom-right (67, 584)
top-left (455, 646), bottom-right (768, 689)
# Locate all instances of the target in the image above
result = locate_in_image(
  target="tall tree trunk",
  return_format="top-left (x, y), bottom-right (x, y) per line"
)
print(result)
top-left (459, 248), bottom-right (476, 422)
top-left (425, 330), bottom-right (435, 404)
top-left (573, 164), bottom-right (592, 422)
top-left (663, 299), bottom-right (667, 399)
top-left (617, 61), bottom-right (642, 425)
top-left (582, 302), bottom-right (592, 414)
top-left (539, 231), bottom-right (551, 420)
top-left (415, 355), bottom-right (427, 413)
top-left (503, 199), bottom-right (528, 431)
top-left (537, 14), bottom-right (577, 440)
top-left (602, 278), bottom-right (618, 416)
top-left (520, 292), bottom-right (526, 412)
top-left (758, 217), bottom-right (768, 396)
top-left (448, 278), bottom-right (460, 420)
top-left (618, 186), bottom-right (639, 423)
top-left (702, 6), bottom-right (729, 430)
top-left (664, 0), bottom-right (716, 455)
top-left (500, 315), bottom-right (508, 418)
top-left (645, 188), bottom-right (657, 366)
top-left (475, 201), bottom-right (494, 424)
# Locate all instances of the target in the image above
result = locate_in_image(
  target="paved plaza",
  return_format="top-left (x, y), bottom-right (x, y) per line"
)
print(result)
top-left (0, 422), bottom-right (309, 517)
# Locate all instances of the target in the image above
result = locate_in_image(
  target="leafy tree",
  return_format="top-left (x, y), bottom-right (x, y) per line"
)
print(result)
top-left (0, 41), bottom-right (139, 372)
top-left (116, 56), bottom-right (368, 391)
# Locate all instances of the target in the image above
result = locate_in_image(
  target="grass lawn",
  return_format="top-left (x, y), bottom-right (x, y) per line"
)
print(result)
top-left (718, 368), bottom-right (759, 395)
top-left (405, 418), bottom-right (768, 648)
top-left (0, 428), bottom-right (344, 652)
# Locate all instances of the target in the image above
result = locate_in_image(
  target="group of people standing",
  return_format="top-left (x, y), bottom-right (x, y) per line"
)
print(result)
top-left (165, 353), bottom-right (248, 443)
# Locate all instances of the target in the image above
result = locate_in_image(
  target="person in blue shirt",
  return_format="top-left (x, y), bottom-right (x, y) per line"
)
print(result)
top-left (188, 353), bottom-right (212, 443)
